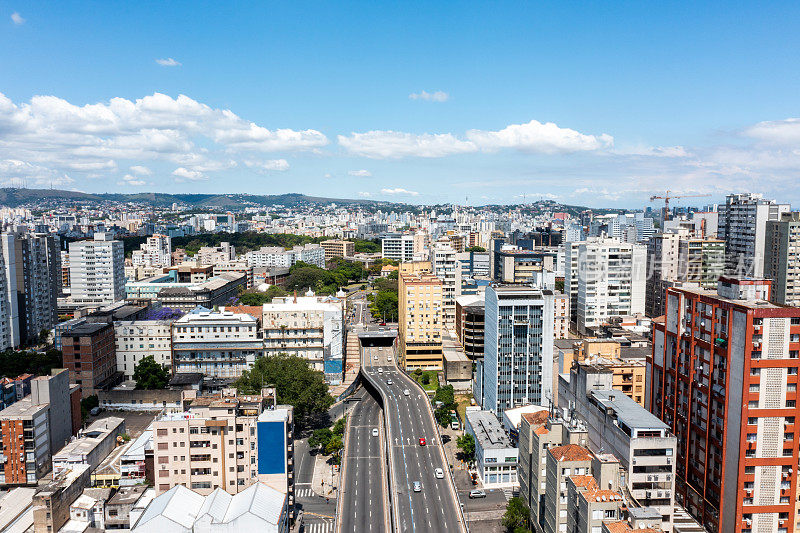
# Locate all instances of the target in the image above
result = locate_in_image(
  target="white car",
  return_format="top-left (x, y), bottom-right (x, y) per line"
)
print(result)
top-left (387, 356), bottom-right (393, 362)
top-left (412, 481), bottom-right (422, 492)
top-left (374, 355), bottom-right (378, 360)
top-left (403, 389), bottom-right (410, 396)
top-left (372, 428), bottom-right (379, 437)
top-left (378, 368), bottom-right (383, 374)
top-left (435, 468), bottom-right (444, 479)
top-left (386, 379), bottom-right (393, 385)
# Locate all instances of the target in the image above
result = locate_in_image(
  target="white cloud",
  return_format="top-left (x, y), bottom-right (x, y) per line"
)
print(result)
top-left (381, 187), bottom-right (419, 196)
top-left (244, 159), bottom-right (290, 171)
top-left (613, 145), bottom-right (689, 158)
top-left (0, 91), bottom-right (328, 186)
top-left (10, 12), bottom-right (24, 25)
top-left (172, 167), bottom-right (206, 181)
top-left (338, 120), bottom-right (612, 159)
top-left (338, 131), bottom-right (476, 159)
top-left (348, 169), bottom-right (372, 177)
top-left (0, 159), bottom-right (74, 187)
top-left (744, 118), bottom-right (800, 145)
top-left (324, 173), bottom-right (333, 179)
top-left (118, 174), bottom-right (148, 186)
top-left (129, 165), bottom-right (152, 176)
top-left (466, 120), bottom-right (613, 154)
top-left (155, 57), bottom-right (181, 67)
top-left (357, 191), bottom-right (372, 197)
top-left (409, 90), bottom-right (449, 102)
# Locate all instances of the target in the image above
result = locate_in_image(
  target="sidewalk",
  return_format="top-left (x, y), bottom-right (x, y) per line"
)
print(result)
top-left (311, 451), bottom-right (339, 498)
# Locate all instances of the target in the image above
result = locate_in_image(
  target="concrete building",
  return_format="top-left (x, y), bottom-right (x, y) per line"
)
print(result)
top-left (464, 409), bottom-right (518, 488)
top-left (567, 238), bottom-right (646, 334)
top-left (320, 239), bottom-right (355, 260)
top-left (52, 416), bottom-right (125, 473)
top-left (115, 320), bottom-right (173, 379)
top-left (431, 238), bottom-right (460, 327)
top-left (718, 192), bottom-right (790, 277)
top-left (542, 444), bottom-right (594, 533)
top-left (32, 465), bottom-right (91, 533)
top-left (244, 244), bottom-right (324, 269)
top-left (195, 242), bottom-right (235, 266)
top-left (494, 246), bottom-right (557, 283)
top-left (765, 211), bottom-right (800, 305)
top-left (261, 295), bottom-right (344, 384)
top-left (381, 233), bottom-right (415, 263)
top-left (132, 234), bottom-right (172, 267)
top-left (0, 370), bottom-right (75, 485)
top-left (132, 482), bottom-right (288, 533)
top-left (560, 363), bottom-right (677, 531)
top-left (650, 276), bottom-right (800, 532)
top-left (61, 322), bottom-right (117, 397)
top-left (0, 232), bottom-right (61, 347)
top-left (483, 285), bottom-right (555, 416)
top-left (212, 261), bottom-right (254, 289)
top-left (398, 272), bottom-right (443, 370)
top-left (127, 272), bottom-right (247, 312)
top-left (68, 233), bottom-right (125, 305)
top-left (455, 295), bottom-right (484, 360)
top-left (552, 292), bottom-right (569, 340)
top-left (171, 311), bottom-right (263, 379)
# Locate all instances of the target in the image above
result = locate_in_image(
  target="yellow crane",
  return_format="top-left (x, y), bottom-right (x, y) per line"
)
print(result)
top-left (649, 191), bottom-right (711, 221)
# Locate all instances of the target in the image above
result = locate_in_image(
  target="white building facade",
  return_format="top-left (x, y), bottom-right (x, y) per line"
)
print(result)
top-left (69, 233), bottom-right (126, 305)
top-left (115, 320), bottom-right (174, 378)
top-left (132, 234), bottom-right (172, 267)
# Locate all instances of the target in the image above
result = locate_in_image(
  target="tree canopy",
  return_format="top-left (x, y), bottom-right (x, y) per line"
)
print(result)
top-left (465, 246), bottom-right (486, 252)
top-left (502, 497), bottom-right (531, 532)
top-left (456, 433), bottom-right (476, 463)
top-left (133, 356), bottom-right (170, 389)
top-left (238, 285), bottom-right (288, 306)
top-left (0, 349), bottom-right (62, 378)
top-left (235, 354), bottom-right (334, 428)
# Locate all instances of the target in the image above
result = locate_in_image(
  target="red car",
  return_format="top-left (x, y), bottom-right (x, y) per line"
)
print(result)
top-left (419, 437), bottom-right (426, 446)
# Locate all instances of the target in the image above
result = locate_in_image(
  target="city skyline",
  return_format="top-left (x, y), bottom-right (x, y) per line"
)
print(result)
top-left (3, 2), bottom-right (800, 207)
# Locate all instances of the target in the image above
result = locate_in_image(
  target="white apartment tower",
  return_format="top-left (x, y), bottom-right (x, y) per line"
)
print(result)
top-left (482, 285), bottom-right (555, 416)
top-left (69, 233), bottom-right (125, 305)
top-left (431, 238), bottom-right (461, 327)
top-left (132, 234), bottom-right (172, 267)
top-left (718, 192), bottom-right (790, 277)
top-left (573, 239), bottom-right (646, 334)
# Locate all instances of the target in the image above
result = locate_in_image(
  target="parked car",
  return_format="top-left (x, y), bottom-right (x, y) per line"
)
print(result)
top-left (90, 407), bottom-right (101, 416)
top-left (469, 489), bottom-right (486, 499)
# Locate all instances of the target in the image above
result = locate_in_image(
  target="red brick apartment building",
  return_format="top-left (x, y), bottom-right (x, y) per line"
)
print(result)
top-left (649, 276), bottom-right (800, 532)
top-left (61, 322), bottom-right (117, 397)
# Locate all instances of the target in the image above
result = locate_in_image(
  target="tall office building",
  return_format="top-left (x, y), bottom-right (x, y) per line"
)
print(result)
top-left (381, 233), bottom-right (415, 263)
top-left (131, 234), bottom-right (172, 267)
top-left (482, 285), bottom-right (554, 416)
top-left (567, 238), bottom-right (646, 334)
top-left (718, 192), bottom-right (790, 277)
top-left (0, 247), bottom-right (9, 351)
top-left (650, 276), bottom-right (800, 532)
top-left (0, 232), bottom-right (61, 347)
top-left (765, 211), bottom-right (800, 306)
top-left (68, 233), bottom-right (125, 305)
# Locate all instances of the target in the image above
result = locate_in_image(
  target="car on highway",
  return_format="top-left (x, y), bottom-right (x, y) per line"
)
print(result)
top-left (404, 389), bottom-right (410, 396)
top-left (372, 428), bottom-right (379, 437)
top-left (469, 489), bottom-right (486, 499)
top-left (388, 355), bottom-right (393, 362)
top-left (412, 481), bottom-right (422, 492)
top-left (418, 437), bottom-right (426, 446)
top-left (435, 468), bottom-right (444, 479)
top-left (374, 355), bottom-right (378, 360)
top-left (386, 379), bottom-right (393, 385)
top-left (378, 368), bottom-right (383, 374)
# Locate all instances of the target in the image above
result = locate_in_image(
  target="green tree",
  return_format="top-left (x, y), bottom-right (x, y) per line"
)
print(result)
top-left (309, 428), bottom-right (333, 450)
top-left (456, 433), bottom-right (476, 463)
top-left (133, 356), bottom-right (170, 390)
top-left (238, 285), bottom-right (288, 306)
top-left (370, 290), bottom-right (398, 321)
top-left (434, 385), bottom-right (455, 409)
top-left (235, 354), bottom-right (334, 428)
top-left (325, 434), bottom-right (343, 456)
top-left (554, 279), bottom-right (565, 292)
top-left (502, 497), bottom-right (531, 532)
top-left (332, 415), bottom-right (347, 436)
top-left (435, 406), bottom-right (452, 427)
top-left (80, 395), bottom-right (99, 421)
top-left (465, 246), bottom-right (486, 252)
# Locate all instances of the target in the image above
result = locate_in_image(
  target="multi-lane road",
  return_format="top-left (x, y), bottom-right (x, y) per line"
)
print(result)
top-left (361, 344), bottom-right (466, 533)
top-left (339, 386), bottom-right (389, 532)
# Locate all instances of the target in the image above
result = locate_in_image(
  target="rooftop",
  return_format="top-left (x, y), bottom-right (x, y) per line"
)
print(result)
top-left (64, 321), bottom-right (111, 337)
top-left (589, 390), bottom-right (669, 433)
top-left (0, 396), bottom-right (48, 420)
top-left (549, 444), bottom-right (593, 462)
top-left (465, 410), bottom-right (513, 450)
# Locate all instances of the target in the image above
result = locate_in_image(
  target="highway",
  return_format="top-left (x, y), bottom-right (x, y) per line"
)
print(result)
top-left (339, 387), bottom-right (389, 532)
top-left (362, 343), bottom-right (466, 533)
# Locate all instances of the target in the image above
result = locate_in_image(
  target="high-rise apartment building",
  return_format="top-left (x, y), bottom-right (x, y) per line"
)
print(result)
top-left (320, 239), bottom-right (355, 260)
top-left (431, 238), bottom-right (460, 327)
top-left (195, 242), bottom-right (235, 266)
top-left (482, 285), bottom-right (555, 416)
top-left (568, 239), bottom-right (646, 334)
top-left (61, 322), bottom-right (117, 397)
top-left (131, 234), bottom-right (172, 267)
top-left (68, 233), bottom-right (125, 305)
top-left (0, 232), bottom-right (61, 347)
top-left (244, 244), bottom-right (324, 268)
top-left (114, 320), bottom-right (173, 378)
top-left (398, 272), bottom-right (443, 370)
top-left (718, 192), bottom-right (790, 277)
top-left (381, 233), bottom-right (415, 263)
top-left (649, 276), bottom-right (800, 532)
top-left (765, 211), bottom-right (800, 306)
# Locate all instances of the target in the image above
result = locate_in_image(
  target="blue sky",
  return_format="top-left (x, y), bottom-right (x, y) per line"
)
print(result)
top-left (2, 1), bottom-right (800, 207)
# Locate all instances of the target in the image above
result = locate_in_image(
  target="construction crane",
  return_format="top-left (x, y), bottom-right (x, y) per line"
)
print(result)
top-left (649, 190), bottom-right (711, 221)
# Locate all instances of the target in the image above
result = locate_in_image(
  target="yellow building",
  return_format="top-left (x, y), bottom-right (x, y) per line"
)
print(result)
top-left (398, 272), bottom-right (443, 370)
top-left (399, 260), bottom-right (432, 275)
top-left (320, 239), bottom-right (355, 260)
